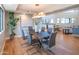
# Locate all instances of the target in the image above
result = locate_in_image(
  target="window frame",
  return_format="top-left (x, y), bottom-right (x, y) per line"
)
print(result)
top-left (0, 6), bottom-right (3, 34)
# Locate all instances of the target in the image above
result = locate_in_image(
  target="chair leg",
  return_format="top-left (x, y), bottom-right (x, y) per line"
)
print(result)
top-left (38, 40), bottom-right (43, 48)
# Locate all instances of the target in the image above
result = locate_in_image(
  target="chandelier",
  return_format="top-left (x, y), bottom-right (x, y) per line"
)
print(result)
top-left (32, 12), bottom-right (46, 18)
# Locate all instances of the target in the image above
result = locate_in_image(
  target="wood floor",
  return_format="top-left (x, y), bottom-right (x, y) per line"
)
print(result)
top-left (3, 37), bottom-right (52, 55)
top-left (3, 31), bottom-right (79, 55)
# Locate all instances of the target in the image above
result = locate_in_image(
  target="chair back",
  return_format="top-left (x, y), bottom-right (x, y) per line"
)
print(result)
top-left (48, 28), bottom-right (52, 34)
top-left (21, 27), bottom-right (29, 40)
top-left (28, 26), bottom-right (35, 34)
top-left (21, 29), bottom-right (25, 39)
top-left (48, 32), bottom-right (56, 48)
top-left (41, 27), bottom-right (45, 32)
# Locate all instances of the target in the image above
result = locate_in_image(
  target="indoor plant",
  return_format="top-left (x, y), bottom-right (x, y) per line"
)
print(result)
top-left (7, 12), bottom-right (19, 40)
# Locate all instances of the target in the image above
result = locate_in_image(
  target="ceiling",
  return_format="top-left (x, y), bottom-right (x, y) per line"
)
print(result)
top-left (16, 4), bottom-right (74, 14)
top-left (3, 4), bottom-right (18, 11)
top-left (3, 4), bottom-right (76, 14)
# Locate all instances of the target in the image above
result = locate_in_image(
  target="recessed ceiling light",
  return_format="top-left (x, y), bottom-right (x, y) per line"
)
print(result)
top-left (35, 4), bottom-right (39, 6)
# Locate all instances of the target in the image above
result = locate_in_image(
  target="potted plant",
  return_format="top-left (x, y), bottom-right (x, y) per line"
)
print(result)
top-left (7, 12), bottom-right (19, 40)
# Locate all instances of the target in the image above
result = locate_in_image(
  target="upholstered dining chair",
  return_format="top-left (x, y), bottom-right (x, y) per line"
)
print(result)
top-left (41, 27), bottom-right (45, 32)
top-left (28, 27), bottom-right (42, 48)
top-left (41, 32), bottom-right (57, 48)
top-left (47, 28), bottom-right (52, 34)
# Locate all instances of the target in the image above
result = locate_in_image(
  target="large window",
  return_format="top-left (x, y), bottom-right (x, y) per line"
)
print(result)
top-left (0, 7), bottom-right (3, 32)
top-left (71, 18), bottom-right (75, 23)
top-left (50, 19), bottom-right (54, 23)
top-left (42, 17), bottom-right (54, 24)
top-left (61, 18), bottom-right (75, 24)
top-left (57, 18), bottom-right (60, 23)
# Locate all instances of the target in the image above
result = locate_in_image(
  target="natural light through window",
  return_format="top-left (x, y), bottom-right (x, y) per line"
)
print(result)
top-left (57, 18), bottom-right (60, 23)
top-left (50, 19), bottom-right (53, 23)
top-left (61, 18), bottom-right (66, 23)
top-left (71, 18), bottom-right (75, 23)
top-left (65, 18), bottom-right (70, 23)
top-left (61, 18), bottom-right (75, 24)
top-left (0, 7), bottom-right (3, 33)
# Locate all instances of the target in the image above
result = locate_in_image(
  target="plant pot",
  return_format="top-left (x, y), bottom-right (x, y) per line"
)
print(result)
top-left (10, 34), bottom-right (15, 40)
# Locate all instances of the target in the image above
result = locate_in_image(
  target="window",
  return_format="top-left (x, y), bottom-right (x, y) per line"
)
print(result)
top-left (50, 19), bottom-right (53, 23)
top-left (57, 18), bottom-right (60, 23)
top-left (61, 18), bottom-right (72, 24)
top-left (61, 18), bottom-right (66, 23)
top-left (0, 7), bottom-right (3, 32)
top-left (65, 18), bottom-right (70, 23)
top-left (71, 18), bottom-right (75, 23)
top-left (61, 18), bottom-right (75, 24)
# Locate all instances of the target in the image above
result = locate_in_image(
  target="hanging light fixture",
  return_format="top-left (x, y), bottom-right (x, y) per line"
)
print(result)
top-left (32, 4), bottom-right (46, 18)
top-left (32, 12), bottom-right (46, 18)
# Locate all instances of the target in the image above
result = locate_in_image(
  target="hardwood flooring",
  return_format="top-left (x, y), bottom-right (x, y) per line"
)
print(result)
top-left (3, 31), bottom-right (79, 55)
top-left (3, 37), bottom-right (52, 55)
top-left (51, 32), bottom-right (79, 55)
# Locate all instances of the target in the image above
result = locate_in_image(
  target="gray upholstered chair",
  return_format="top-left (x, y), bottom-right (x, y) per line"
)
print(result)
top-left (22, 29), bottom-right (26, 40)
top-left (41, 32), bottom-right (57, 48)
top-left (21, 27), bottom-right (29, 40)
top-left (41, 27), bottom-right (45, 32)
top-left (47, 28), bottom-right (52, 34)
top-left (28, 27), bottom-right (42, 47)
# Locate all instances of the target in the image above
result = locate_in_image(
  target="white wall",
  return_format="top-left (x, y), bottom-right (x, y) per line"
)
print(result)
top-left (5, 8), bottom-right (79, 37)
top-left (5, 11), bottom-right (9, 38)
top-left (45, 11), bottom-right (79, 29)
top-left (14, 13), bottom-right (33, 37)
top-left (5, 13), bottom-right (33, 38)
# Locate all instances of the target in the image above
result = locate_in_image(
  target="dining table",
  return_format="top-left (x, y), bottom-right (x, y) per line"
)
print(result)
top-left (29, 30), bottom-right (50, 47)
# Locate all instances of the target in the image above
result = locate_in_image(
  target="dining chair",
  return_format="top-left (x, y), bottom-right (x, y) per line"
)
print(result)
top-left (21, 27), bottom-right (29, 40)
top-left (27, 34), bottom-right (42, 48)
top-left (22, 29), bottom-right (26, 40)
top-left (28, 26), bottom-right (35, 32)
top-left (41, 27), bottom-right (45, 32)
top-left (47, 28), bottom-right (52, 34)
top-left (28, 28), bottom-right (42, 48)
top-left (41, 32), bottom-right (57, 48)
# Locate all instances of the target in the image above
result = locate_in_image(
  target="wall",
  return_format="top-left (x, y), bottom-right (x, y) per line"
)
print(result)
top-left (0, 5), bottom-right (5, 54)
top-left (5, 7), bottom-right (79, 38)
top-left (5, 12), bottom-right (33, 38)
top-left (5, 11), bottom-right (9, 38)
top-left (14, 13), bottom-right (33, 37)
top-left (45, 11), bottom-right (79, 29)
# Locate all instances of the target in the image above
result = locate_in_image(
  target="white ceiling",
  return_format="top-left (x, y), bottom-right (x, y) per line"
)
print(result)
top-left (3, 4), bottom-right (75, 14)
top-left (48, 7), bottom-right (79, 18)
top-left (16, 4), bottom-right (74, 14)
top-left (3, 4), bottom-right (18, 11)
top-left (3, 4), bottom-right (79, 18)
